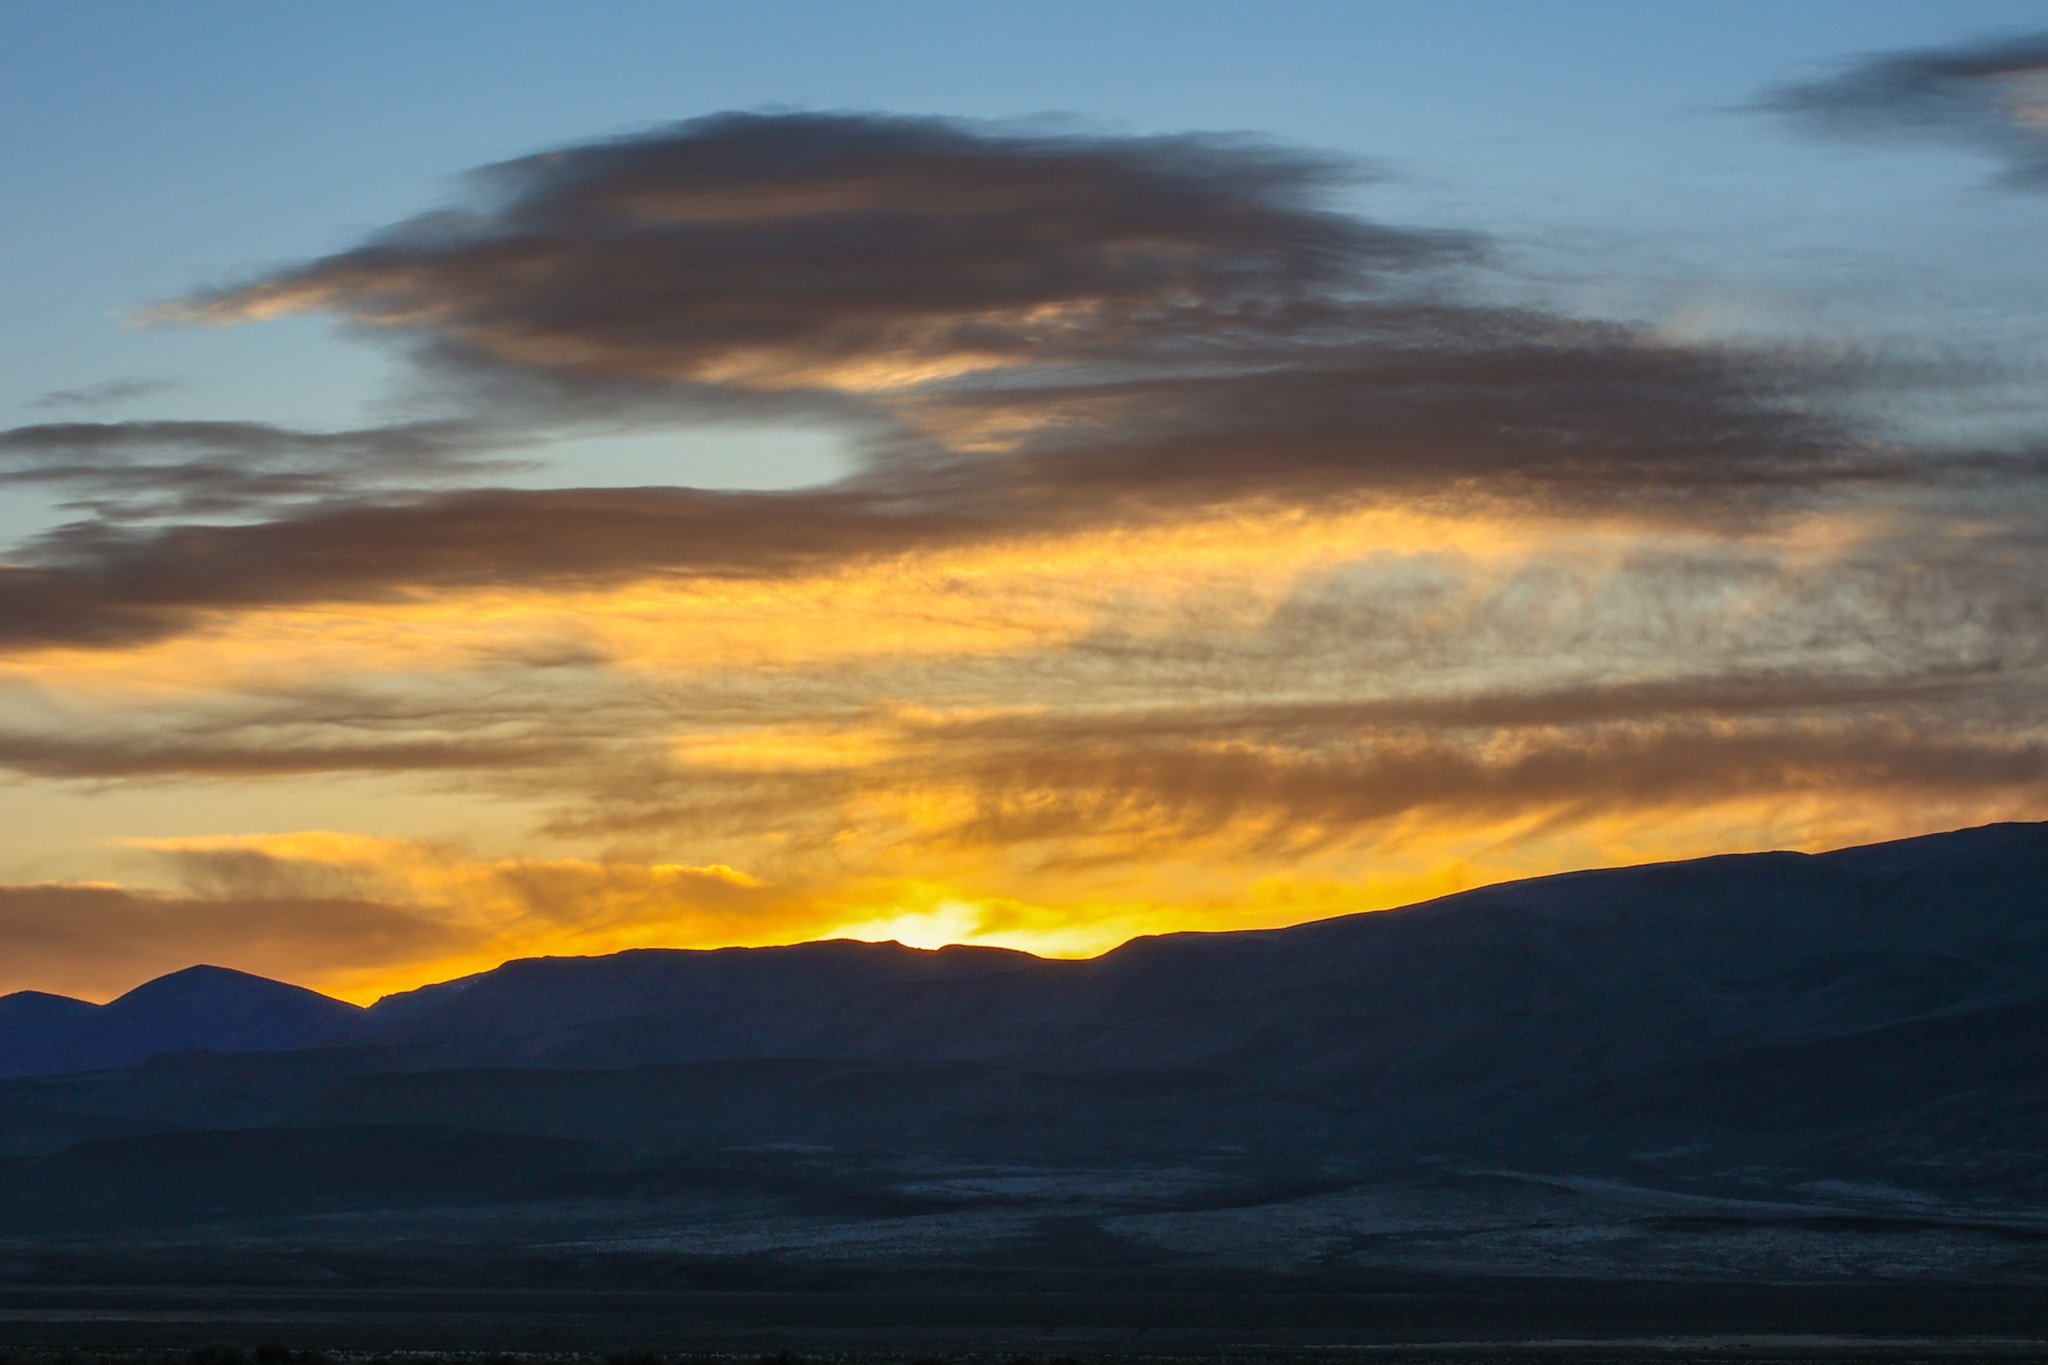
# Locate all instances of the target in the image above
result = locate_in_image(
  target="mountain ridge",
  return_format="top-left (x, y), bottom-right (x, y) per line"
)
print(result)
top-left (0, 962), bottom-right (367, 1079)
top-left (0, 818), bottom-right (2041, 1282)
top-left (3, 820), bottom-right (2042, 1080)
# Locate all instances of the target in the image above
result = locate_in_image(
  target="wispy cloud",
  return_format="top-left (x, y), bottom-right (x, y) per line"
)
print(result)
top-left (0, 418), bottom-right (522, 521)
top-left (1759, 31), bottom-right (2048, 190)
top-left (28, 376), bottom-right (181, 412)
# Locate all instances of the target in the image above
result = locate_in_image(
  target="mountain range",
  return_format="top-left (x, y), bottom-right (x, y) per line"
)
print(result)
top-left (0, 820), bottom-right (2043, 1287)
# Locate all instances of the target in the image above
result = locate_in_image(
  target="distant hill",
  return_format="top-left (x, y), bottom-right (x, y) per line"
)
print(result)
top-left (0, 964), bottom-right (366, 1078)
top-left (0, 821), bottom-right (2042, 1285)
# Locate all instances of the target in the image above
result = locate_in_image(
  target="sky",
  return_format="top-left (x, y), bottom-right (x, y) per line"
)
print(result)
top-left (3, 0), bottom-right (2047, 1003)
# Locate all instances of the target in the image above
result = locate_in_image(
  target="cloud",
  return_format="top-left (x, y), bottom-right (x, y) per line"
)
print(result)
top-left (14, 451), bottom-right (2037, 657)
top-left (906, 722), bottom-right (2048, 861)
top-left (0, 727), bottom-right (572, 780)
top-left (120, 832), bottom-right (854, 1001)
top-left (957, 324), bottom-right (1862, 513)
top-left (0, 881), bottom-right (467, 1002)
top-left (0, 483), bottom-right (981, 651)
top-left (154, 114), bottom-right (1896, 495)
top-left (28, 377), bottom-right (180, 411)
top-left (0, 112), bottom-right (2021, 658)
top-left (1759, 31), bottom-right (2048, 189)
top-left (166, 112), bottom-right (1475, 397)
top-left (5, 506), bottom-right (2042, 835)
top-left (0, 418), bottom-right (521, 521)
top-left (578, 700), bottom-right (2048, 862)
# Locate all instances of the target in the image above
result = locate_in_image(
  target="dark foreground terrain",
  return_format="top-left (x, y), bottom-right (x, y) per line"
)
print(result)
top-left (4, 1285), bottom-right (2048, 1360)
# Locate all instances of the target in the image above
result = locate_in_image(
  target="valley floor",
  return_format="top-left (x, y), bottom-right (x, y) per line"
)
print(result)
top-left (5, 1160), bottom-right (2045, 1291)
top-left (5, 1285), bottom-right (2048, 1359)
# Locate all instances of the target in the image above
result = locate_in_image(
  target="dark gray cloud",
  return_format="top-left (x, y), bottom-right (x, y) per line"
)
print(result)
top-left (0, 482), bottom-right (990, 649)
top-left (955, 321), bottom-right (1857, 513)
top-left (0, 111), bottom-right (2028, 656)
top-left (165, 112), bottom-right (1902, 507)
top-left (1760, 32), bottom-right (2048, 190)
top-left (0, 418), bottom-right (520, 521)
top-left (28, 376), bottom-right (180, 411)
top-left (172, 112), bottom-right (1475, 393)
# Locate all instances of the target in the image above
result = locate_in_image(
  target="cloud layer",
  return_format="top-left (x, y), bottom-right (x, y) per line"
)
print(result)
top-left (4, 108), bottom-right (2045, 1000)
top-left (8, 113), bottom-right (2020, 657)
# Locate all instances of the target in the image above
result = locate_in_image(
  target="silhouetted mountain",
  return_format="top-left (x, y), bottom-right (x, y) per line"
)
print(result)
top-left (365, 937), bottom-right (1061, 1067)
top-left (0, 991), bottom-right (98, 1077)
top-left (0, 964), bottom-right (366, 1079)
top-left (359, 823), bottom-right (2048, 1097)
top-left (0, 822), bottom-right (2042, 1284)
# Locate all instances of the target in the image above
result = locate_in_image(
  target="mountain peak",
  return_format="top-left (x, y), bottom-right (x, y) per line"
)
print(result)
top-left (0, 965), bottom-right (366, 1080)
top-left (111, 963), bottom-right (339, 1007)
top-left (0, 988), bottom-right (94, 1007)
top-left (0, 990), bottom-right (98, 1023)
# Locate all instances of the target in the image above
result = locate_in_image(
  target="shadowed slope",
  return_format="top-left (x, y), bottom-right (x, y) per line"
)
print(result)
top-left (0, 965), bottom-right (366, 1079)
